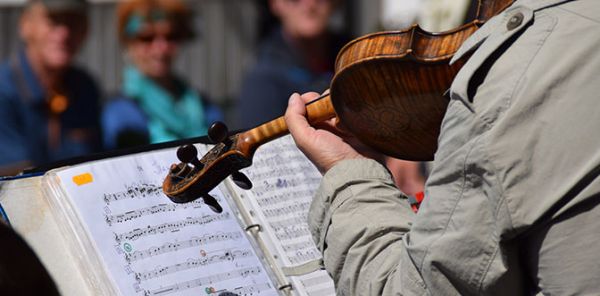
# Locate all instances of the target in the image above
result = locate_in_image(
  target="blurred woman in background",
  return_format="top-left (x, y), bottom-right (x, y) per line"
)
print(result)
top-left (102, 0), bottom-right (222, 150)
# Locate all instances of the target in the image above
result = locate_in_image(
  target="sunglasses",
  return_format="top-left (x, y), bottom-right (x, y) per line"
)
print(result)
top-left (133, 33), bottom-right (183, 44)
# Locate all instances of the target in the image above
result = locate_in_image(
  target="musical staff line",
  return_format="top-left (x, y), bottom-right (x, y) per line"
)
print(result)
top-left (125, 231), bottom-right (243, 263)
top-left (103, 182), bottom-right (163, 205)
top-left (274, 225), bottom-right (311, 241)
top-left (255, 189), bottom-right (315, 207)
top-left (281, 240), bottom-right (314, 253)
top-left (136, 249), bottom-right (252, 282)
top-left (146, 267), bottom-right (262, 295)
top-left (209, 283), bottom-right (273, 296)
top-left (114, 213), bottom-right (231, 243)
top-left (269, 216), bottom-right (307, 231)
top-left (289, 248), bottom-right (320, 265)
top-left (105, 201), bottom-right (204, 226)
top-left (263, 202), bottom-right (310, 218)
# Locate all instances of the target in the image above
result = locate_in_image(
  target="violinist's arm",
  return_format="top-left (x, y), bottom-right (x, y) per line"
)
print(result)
top-left (285, 92), bottom-right (422, 294)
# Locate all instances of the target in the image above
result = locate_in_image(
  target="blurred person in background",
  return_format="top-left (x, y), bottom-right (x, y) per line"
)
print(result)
top-left (235, 0), bottom-right (349, 130)
top-left (102, 0), bottom-right (222, 150)
top-left (0, 0), bottom-right (100, 176)
top-left (238, 0), bottom-right (424, 195)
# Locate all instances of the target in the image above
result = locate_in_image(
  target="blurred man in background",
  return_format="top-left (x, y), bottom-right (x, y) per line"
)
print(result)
top-left (237, 0), bottom-right (424, 195)
top-left (0, 0), bottom-right (101, 176)
top-left (236, 0), bottom-right (348, 130)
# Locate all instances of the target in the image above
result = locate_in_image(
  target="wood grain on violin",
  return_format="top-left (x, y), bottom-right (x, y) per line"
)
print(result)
top-left (163, 0), bottom-right (515, 206)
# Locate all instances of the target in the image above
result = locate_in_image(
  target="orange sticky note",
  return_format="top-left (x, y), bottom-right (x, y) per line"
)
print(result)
top-left (72, 173), bottom-right (93, 186)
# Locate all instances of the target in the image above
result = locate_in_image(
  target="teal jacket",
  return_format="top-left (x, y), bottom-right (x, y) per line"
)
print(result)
top-left (102, 66), bottom-right (222, 150)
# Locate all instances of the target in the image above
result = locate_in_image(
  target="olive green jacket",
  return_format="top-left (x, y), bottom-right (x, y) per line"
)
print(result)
top-left (309, 0), bottom-right (600, 294)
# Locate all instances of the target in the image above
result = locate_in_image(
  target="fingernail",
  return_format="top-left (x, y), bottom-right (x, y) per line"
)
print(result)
top-left (288, 93), bottom-right (298, 104)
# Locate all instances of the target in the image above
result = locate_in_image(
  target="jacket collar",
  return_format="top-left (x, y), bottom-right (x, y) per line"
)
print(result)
top-left (451, 0), bottom-right (577, 64)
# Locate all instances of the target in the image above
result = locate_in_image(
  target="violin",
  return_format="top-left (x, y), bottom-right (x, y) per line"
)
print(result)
top-left (163, 0), bottom-right (514, 212)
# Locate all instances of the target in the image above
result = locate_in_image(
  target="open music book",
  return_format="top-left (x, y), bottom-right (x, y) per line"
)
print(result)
top-left (0, 135), bottom-right (335, 296)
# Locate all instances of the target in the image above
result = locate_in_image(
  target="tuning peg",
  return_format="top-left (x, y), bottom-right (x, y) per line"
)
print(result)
top-left (202, 193), bottom-right (223, 213)
top-left (208, 121), bottom-right (232, 145)
top-left (176, 144), bottom-right (204, 170)
top-left (231, 171), bottom-right (253, 190)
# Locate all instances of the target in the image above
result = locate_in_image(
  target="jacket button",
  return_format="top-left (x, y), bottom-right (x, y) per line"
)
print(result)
top-left (507, 12), bottom-right (524, 30)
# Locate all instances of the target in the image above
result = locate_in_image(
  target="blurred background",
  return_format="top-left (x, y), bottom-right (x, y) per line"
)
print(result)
top-left (0, 0), bottom-right (472, 124)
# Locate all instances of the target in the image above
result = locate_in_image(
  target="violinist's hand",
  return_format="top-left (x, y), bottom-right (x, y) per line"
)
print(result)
top-left (285, 92), bottom-right (385, 174)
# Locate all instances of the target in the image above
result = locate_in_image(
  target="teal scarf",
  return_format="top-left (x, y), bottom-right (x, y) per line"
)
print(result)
top-left (123, 66), bottom-right (207, 143)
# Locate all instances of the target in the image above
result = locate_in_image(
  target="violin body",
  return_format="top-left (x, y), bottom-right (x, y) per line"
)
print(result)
top-left (163, 0), bottom-right (514, 206)
top-left (330, 0), bottom-right (513, 160)
top-left (331, 25), bottom-right (477, 160)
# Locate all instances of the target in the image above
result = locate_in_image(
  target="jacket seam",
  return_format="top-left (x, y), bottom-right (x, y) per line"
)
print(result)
top-left (476, 10), bottom-right (557, 291)
top-left (477, 133), bottom-right (511, 292)
top-left (505, 12), bottom-right (557, 111)
top-left (496, 10), bottom-right (557, 239)
top-left (417, 135), bottom-right (481, 273)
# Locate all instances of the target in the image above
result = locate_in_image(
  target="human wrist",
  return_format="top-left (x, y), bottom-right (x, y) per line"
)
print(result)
top-left (322, 158), bottom-right (392, 185)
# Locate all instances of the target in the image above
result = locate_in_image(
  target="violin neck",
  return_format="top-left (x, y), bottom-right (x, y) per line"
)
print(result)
top-left (238, 93), bottom-right (335, 154)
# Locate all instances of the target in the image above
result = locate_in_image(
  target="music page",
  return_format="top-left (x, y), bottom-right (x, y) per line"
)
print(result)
top-left (53, 147), bottom-right (278, 296)
top-left (230, 136), bottom-right (335, 296)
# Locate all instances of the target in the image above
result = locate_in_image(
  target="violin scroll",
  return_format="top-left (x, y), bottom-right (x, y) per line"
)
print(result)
top-left (163, 122), bottom-right (254, 212)
top-left (163, 96), bottom-right (336, 209)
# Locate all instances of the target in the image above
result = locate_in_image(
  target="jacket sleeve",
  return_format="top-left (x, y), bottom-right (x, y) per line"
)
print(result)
top-left (308, 158), bottom-right (424, 295)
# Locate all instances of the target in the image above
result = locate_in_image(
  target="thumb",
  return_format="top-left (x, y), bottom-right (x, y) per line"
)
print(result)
top-left (285, 93), bottom-right (312, 143)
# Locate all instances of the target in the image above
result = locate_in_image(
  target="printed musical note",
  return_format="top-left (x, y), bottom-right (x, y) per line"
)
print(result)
top-left (125, 231), bottom-right (243, 263)
top-left (268, 216), bottom-right (307, 231)
top-left (55, 148), bottom-right (277, 296)
top-left (103, 182), bottom-right (163, 205)
top-left (146, 267), bottom-right (263, 295)
top-left (255, 188), bottom-right (314, 207)
top-left (281, 241), bottom-right (314, 253)
top-left (135, 249), bottom-right (252, 282)
top-left (105, 201), bottom-right (204, 226)
top-left (262, 202), bottom-right (310, 219)
top-left (209, 283), bottom-right (273, 296)
top-left (234, 136), bottom-right (328, 268)
top-left (288, 248), bottom-right (320, 265)
top-left (114, 213), bottom-right (232, 243)
top-left (274, 225), bottom-right (311, 241)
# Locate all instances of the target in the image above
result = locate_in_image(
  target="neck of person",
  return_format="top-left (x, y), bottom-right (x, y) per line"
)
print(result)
top-left (283, 30), bottom-right (331, 71)
top-left (152, 74), bottom-right (182, 98)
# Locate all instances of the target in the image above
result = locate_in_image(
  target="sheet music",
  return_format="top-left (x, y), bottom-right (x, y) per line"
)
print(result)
top-left (290, 271), bottom-right (337, 296)
top-left (231, 136), bottom-right (335, 295)
top-left (54, 147), bottom-right (278, 296)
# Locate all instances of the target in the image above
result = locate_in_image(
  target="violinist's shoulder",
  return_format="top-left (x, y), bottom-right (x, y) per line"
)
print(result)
top-left (554, 0), bottom-right (600, 24)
